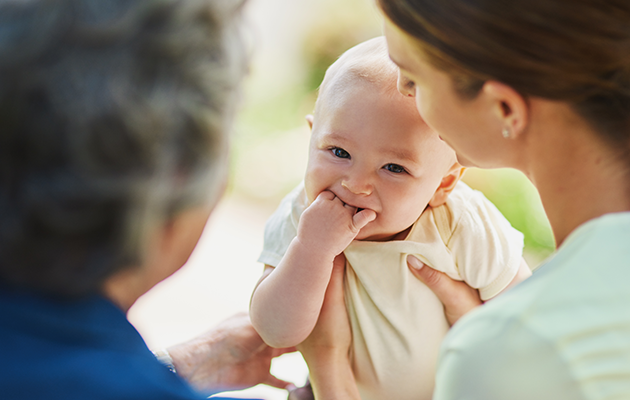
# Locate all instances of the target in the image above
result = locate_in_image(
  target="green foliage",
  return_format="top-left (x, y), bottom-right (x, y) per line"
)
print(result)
top-left (463, 168), bottom-right (555, 265)
top-left (301, 0), bottom-right (382, 92)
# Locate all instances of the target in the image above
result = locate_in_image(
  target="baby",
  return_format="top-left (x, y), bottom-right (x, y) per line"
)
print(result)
top-left (250, 37), bottom-right (530, 400)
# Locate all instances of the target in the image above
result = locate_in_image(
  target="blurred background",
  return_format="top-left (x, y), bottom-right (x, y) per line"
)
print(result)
top-left (128, 0), bottom-right (555, 398)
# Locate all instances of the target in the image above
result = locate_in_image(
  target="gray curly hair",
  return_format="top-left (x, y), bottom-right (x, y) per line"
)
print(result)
top-left (0, 0), bottom-right (248, 297)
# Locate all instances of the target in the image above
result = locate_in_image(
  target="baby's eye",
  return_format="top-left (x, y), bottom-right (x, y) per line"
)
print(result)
top-left (384, 163), bottom-right (406, 174)
top-left (331, 147), bottom-right (350, 159)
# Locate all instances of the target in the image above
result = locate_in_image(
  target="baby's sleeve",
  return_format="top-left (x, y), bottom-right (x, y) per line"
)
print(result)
top-left (446, 189), bottom-right (524, 301)
top-left (257, 183), bottom-right (303, 268)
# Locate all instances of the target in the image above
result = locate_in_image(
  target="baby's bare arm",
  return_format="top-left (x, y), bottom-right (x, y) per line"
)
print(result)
top-left (250, 240), bottom-right (338, 348)
top-left (495, 257), bottom-right (531, 295)
top-left (249, 191), bottom-right (375, 348)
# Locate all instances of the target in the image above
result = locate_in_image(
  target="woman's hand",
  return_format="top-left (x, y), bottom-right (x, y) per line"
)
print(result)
top-left (167, 312), bottom-right (296, 394)
top-left (407, 255), bottom-right (483, 326)
top-left (297, 254), bottom-right (361, 400)
top-left (297, 254), bottom-right (352, 357)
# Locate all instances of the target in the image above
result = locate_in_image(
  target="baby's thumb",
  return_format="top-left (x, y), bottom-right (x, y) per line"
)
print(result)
top-left (352, 209), bottom-right (376, 230)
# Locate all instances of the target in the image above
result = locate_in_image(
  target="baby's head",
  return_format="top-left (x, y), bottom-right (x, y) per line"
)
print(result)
top-left (304, 36), bottom-right (463, 242)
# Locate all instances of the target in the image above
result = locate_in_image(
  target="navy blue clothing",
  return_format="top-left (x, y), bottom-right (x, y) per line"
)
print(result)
top-left (0, 287), bottom-right (260, 400)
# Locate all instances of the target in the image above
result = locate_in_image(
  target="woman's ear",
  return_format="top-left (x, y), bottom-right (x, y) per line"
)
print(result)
top-left (482, 81), bottom-right (528, 139)
top-left (429, 165), bottom-right (466, 208)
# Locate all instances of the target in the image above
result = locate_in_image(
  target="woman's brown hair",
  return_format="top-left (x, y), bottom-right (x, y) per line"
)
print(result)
top-left (378, 0), bottom-right (630, 149)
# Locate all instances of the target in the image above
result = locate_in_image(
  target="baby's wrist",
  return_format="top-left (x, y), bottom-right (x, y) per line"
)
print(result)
top-left (291, 236), bottom-right (338, 265)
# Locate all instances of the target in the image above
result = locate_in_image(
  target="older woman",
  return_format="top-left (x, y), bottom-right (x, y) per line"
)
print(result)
top-left (0, 0), bottom-right (295, 399)
top-left (302, 1), bottom-right (630, 399)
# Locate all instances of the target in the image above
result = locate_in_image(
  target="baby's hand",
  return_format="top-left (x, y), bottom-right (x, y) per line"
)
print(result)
top-left (296, 191), bottom-right (376, 259)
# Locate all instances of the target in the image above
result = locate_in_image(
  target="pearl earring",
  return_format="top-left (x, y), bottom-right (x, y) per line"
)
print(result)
top-left (502, 127), bottom-right (510, 138)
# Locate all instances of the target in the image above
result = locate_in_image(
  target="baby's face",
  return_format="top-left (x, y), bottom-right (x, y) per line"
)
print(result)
top-left (305, 80), bottom-right (457, 242)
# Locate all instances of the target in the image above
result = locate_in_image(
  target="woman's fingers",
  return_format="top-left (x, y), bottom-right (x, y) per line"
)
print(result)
top-left (263, 374), bottom-right (295, 390)
top-left (287, 383), bottom-right (315, 400)
top-left (407, 255), bottom-right (482, 326)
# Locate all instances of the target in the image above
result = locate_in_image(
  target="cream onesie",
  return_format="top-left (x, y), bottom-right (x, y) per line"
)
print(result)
top-left (258, 181), bottom-right (524, 400)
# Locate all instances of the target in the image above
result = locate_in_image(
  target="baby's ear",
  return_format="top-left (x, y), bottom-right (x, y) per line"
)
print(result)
top-left (429, 164), bottom-right (466, 208)
top-left (305, 114), bottom-right (314, 130)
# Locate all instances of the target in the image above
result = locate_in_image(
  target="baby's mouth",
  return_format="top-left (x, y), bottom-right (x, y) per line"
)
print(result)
top-left (337, 195), bottom-right (369, 215)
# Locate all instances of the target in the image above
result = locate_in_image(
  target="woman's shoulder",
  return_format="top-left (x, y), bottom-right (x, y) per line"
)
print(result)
top-left (436, 212), bottom-right (630, 399)
top-left (449, 210), bottom-right (630, 344)
top-left (435, 290), bottom-right (585, 400)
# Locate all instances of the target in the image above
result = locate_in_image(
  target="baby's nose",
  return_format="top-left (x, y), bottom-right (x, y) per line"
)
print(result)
top-left (341, 179), bottom-right (372, 196)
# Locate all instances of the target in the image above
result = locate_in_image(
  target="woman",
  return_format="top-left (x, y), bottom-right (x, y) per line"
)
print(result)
top-left (0, 0), bottom-right (296, 399)
top-left (302, 0), bottom-right (630, 399)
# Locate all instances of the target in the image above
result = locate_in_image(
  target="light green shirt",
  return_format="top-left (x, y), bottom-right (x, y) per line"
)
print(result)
top-left (435, 212), bottom-right (630, 400)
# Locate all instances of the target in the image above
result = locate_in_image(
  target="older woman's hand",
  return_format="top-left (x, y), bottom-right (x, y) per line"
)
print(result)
top-left (167, 312), bottom-right (296, 394)
top-left (296, 254), bottom-right (361, 400)
top-left (407, 255), bottom-right (483, 326)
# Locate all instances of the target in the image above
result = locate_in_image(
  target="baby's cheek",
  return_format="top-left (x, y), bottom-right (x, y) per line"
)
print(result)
top-left (303, 177), bottom-right (319, 205)
top-left (391, 202), bottom-right (425, 230)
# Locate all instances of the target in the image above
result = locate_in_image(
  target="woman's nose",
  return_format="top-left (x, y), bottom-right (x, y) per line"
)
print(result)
top-left (341, 178), bottom-right (372, 196)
